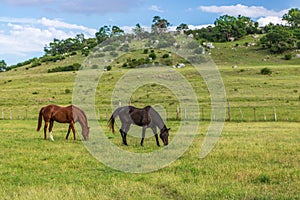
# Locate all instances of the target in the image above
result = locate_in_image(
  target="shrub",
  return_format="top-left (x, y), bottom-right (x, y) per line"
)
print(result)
top-left (31, 61), bottom-right (41, 68)
top-left (104, 65), bottom-right (112, 71)
top-left (48, 63), bottom-right (81, 73)
top-left (284, 54), bottom-right (292, 60)
top-left (149, 52), bottom-right (156, 60)
top-left (143, 49), bottom-right (149, 54)
top-left (255, 173), bottom-right (270, 184)
top-left (162, 54), bottom-right (169, 58)
top-left (65, 89), bottom-right (71, 94)
top-left (261, 67), bottom-right (272, 75)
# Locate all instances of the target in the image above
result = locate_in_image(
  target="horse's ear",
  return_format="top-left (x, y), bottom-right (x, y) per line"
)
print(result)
top-left (168, 128), bottom-right (171, 131)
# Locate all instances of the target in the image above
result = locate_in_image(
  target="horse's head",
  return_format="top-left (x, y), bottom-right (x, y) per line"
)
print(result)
top-left (160, 128), bottom-right (170, 146)
top-left (82, 127), bottom-right (90, 141)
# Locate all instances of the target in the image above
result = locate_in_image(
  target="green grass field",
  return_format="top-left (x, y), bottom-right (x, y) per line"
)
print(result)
top-left (0, 120), bottom-right (299, 199)
top-left (0, 36), bottom-right (300, 199)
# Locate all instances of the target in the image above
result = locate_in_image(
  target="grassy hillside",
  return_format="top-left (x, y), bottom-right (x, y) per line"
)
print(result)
top-left (1, 38), bottom-right (299, 121)
top-left (0, 36), bottom-right (299, 199)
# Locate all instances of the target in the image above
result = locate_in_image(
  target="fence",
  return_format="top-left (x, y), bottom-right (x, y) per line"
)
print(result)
top-left (1, 105), bottom-right (299, 122)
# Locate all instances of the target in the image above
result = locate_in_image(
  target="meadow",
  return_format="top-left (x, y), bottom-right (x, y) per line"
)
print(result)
top-left (0, 120), bottom-right (299, 199)
top-left (0, 36), bottom-right (300, 199)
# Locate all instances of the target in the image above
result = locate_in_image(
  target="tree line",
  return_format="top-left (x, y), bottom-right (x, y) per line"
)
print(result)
top-left (2, 8), bottom-right (300, 71)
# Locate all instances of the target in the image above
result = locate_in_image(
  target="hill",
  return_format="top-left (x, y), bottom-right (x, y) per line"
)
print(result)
top-left (0, 34), bottom-right (299, 199)
top-left (0, 34), bottom-right (299, 122)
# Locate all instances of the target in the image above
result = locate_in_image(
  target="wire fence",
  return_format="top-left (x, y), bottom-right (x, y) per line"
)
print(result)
top-left (1, 105), bottom-right (299, 122)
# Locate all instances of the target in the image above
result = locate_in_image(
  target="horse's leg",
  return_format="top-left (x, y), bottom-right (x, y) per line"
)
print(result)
top-left (66, 124), bottom-right (71, 140)
top-left (123, 124), bottom-right (131, 145)
top-left (43, 121), bottom-right (49, 140)
top-left (71, 122), bottom-right (76, 140)
top-left (49, 120), bottom-right (55, 141)
top-left (140, 126), bottom-right (147, 146)
top-left (119, 123), bottom-right (128, 145)
top-left (151, 127), bottom-right (160, 147)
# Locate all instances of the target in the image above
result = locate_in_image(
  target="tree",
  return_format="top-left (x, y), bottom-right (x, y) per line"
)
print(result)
top-left (111, 25), bottom-right (124, 37)
top-left (283, 8), bottom-right (300, 28)
top-left (95, 25), bottom-right (111, 44)
top-left (260, 25), bottom-right (296, 53)
top-left (132, 23), bottom-right (149, 39)
top-left (151, 16), bottom-right (170, 34)
top-left (213, 14), bottom-right (257, 41)
top-left (0, 60), bottom-right (7, 72)
top-left (95, 25), bottom-right (125, 43)
top-left (176, 23), bottom-right (189, 33)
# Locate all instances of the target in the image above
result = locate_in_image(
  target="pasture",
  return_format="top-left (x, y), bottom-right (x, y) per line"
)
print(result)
top-left (0, 120), bottom-right (299, 199)
top-left (0, 38), bottom-right (300, 199)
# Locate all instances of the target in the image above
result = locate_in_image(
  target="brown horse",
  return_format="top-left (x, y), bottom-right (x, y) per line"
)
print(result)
top-left (37, 104), bottom-right (89, 141)
top-left (108, 106), bottom-right (170, 146)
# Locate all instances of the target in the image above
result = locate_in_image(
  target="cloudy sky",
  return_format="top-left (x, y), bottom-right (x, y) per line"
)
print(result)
top-left (1, 0), bottom-right (299, 65)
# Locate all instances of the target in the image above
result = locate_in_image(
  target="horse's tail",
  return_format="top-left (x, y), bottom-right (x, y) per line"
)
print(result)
top-left (108, 107), bottom-right (122, 134)
top-left (37, 107), bottom-right (44, 131)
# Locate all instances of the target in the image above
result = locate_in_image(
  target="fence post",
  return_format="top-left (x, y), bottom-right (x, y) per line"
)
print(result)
top-left (227, 102), bottom-right (231, 122)
top-left (10, 108), bottom-right (12, 120)
top-left (274, 107), bottom-right (277, 121)
top-left (2, 108), bottom-right (4, 120)
top-left (253, 107), bottom-right (256, 122)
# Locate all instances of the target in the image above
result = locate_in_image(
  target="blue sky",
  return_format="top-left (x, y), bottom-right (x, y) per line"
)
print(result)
top-left (1, 0), bottom-right (299, 65)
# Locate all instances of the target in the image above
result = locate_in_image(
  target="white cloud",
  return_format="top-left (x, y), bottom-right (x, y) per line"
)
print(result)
top-left (0, 17), bottom-right (97, 65)
top-left (257, 16), bottom-right (287, 26)
top-left (199, 4), bottom-right (287, 18)
top-left (149, 5), bottom-right (164, 13)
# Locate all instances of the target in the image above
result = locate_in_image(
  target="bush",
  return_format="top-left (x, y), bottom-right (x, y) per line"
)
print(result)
top-left (65, 89), bottom-right (71, 94)
top-left (261, 67), bottom-right (272, 75)
top-left (149, 52), bottom-right (156, 60)
top-left (162, 54), bottom-right (169, 58)
top-left (31, 61), bottom-right (41, 68)
top-left (48, 63), bottom-right (81, 73)
top-left (143, 49), bottom-right (149, 54)
top-left (104, 65), bottom-right (112, 71)
top-left (284, 54), bottom-right (292, 60)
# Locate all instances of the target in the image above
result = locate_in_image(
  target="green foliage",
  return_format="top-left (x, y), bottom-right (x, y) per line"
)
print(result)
top-left (143, 49), bottom-right (149, 54)
top-left (0, 60), bottom-right (7, 72)
top-left (283, 8), bottom-right (300, 27)
top-left (149, 52), bottom-right (157, 60)
top-left (64, 89), bottom-right (71, 94)
top-left (31, 61), bottom-right (41, 68)
top-left (284, 54), bottom-right (292, 60)
top-left (151, 16), bottom-right (170, 34)
top-left (254, 173), bottom-right (271, 184)
top-left (187, 14), bottom-right (259, 42)
top-left (260, 25), bottom-right (296, 53)
top-left (104, 65), bottom-right (112, 71)
top-left (261, 67), bottom-right (272, 75)
top-left (162, 53), bottom-right (169, 58)
top-left (48, 63), bottom-right (81, 73)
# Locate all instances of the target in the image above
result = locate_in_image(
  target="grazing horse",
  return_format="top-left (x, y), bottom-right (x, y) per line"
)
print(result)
top-left (108, 106), bottom-right (170, 146)
top-left (37, 104), bottom-right (89, 141)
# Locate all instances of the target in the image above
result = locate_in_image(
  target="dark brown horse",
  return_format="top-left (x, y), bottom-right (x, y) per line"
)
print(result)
top-left (108, 106), bottom-right (170, 146)
top-left (37, 104), bottom-right (89, 141)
